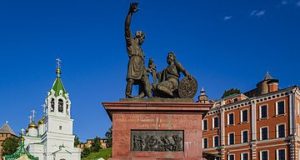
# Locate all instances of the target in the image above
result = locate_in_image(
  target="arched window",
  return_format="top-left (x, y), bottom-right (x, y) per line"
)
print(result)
top-left (66, 103), bottom-right (69, 115)
top-left (58, 99), bottom-right (64, 112)
top-left (50, 98), bottom-right (55, 112)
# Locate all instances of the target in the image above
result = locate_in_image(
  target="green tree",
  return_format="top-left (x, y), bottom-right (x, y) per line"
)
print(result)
top-left (90, 136), bottom-right (101, 152)
top-left (2, 137), bottom-right (19, 156)
top-left (105, 127), bottom-right (112, 148)
top-left (81, 147), bottom-right (91, 158)
top-left (74, 135), bottom-right (80, 147)
top-left (222, 88), bottom-right (241, 98)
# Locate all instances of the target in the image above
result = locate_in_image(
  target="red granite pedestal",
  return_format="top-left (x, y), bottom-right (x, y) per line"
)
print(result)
top-left (103, 99), bottom-right (212, 160)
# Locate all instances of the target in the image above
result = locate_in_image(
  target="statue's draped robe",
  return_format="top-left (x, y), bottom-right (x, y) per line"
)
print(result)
top-left (158, 62), bottom-right (187, 92)
top-left (126, 37), bottom-right (145, 80)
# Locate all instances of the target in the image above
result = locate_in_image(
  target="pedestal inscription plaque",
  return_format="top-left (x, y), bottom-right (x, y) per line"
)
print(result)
top-left (131, 130), bottom-right (184, 152)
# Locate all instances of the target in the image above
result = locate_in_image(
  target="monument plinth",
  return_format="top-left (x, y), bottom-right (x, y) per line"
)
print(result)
top-left (103, 99), bottom-right (212, 160)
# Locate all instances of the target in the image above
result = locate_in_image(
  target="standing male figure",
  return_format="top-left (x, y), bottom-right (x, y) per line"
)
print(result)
top-left (124, 3), bottom-right (152, 98)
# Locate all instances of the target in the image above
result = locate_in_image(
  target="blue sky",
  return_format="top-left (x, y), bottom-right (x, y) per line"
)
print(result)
top-left (0, 0), bottom-right (300, 141)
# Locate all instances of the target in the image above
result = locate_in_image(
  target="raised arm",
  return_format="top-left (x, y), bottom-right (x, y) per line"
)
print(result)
top-left (125, 12), bottom-right (132, 44)
top-left (125, 3), bottom-right (138, 46)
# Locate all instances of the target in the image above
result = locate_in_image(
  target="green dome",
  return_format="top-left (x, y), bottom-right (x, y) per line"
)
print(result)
top-left (51, 66), bottom-right (68, 98)
top-left (51, 77), bottom-right (67, 97)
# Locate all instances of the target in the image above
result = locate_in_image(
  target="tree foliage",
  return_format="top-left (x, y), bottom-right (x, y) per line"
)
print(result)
top-left (81, 147), bottom-right (91, 158)
top-left (105, 127), bottom-right (112, 148)
top-left (90, 136), bottom-right (101, 152)
top-left (2, 136), bottom-right (19, 156)
top-left (222, 88), bottom-right (241, 98)
top-left (74, 135), bottom-right (80, 147)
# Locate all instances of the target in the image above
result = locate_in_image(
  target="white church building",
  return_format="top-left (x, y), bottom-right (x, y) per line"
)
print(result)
top-left (23, 60), bottom-right (81, 160)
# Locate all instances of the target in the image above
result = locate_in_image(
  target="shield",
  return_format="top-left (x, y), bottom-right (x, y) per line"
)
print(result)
top-left (178, 76), bottom-right (198, 98)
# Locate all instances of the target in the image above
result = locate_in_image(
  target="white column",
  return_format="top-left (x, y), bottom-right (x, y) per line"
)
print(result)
top-left (220, 109), bottom-right (225, 160)
top-left (251, 100), bottom-right (257, 140)
top-left (221, 109), bottom-right (225, 145)
top-left (251, 100), bottom-right (257, 160)
top-left (290, 93), bottom-right (296, 135)
top-left (289, 92), bottom-right (296, 160)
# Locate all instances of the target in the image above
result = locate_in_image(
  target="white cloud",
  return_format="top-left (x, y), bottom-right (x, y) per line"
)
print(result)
top-left (250, 10), bottom-right (266, 17)
top-left (224, 16), bottom-right (232, 21)
top-left (256, 10), bottom-right (265, 16)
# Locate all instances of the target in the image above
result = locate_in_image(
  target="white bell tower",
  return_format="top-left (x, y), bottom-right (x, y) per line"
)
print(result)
top-left (42, 58), bottom-right (80, 160)
top-left (24, 59), bottom-right (81, 160)
top-left (45, 59), bottom-right (72, 134)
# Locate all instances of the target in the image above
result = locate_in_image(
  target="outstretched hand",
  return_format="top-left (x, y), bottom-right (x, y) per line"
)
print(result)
top-left (129, 2), bottom-right (139, 13)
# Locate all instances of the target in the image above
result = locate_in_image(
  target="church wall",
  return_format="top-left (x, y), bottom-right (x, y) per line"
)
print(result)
top-left (46, 134), bottom-right (75, 152)
top-left (47, 117), bottom-right (73, 135)
top-left (24, 136), bottom-right (42, 148)
top-left (27, 143), bottom-right (44, 160)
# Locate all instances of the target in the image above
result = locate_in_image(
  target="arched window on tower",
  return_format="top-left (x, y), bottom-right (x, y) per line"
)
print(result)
top-left (50, 98), bottom-right (55, 112)
top-left (66, 102), bottom-right (69, 115)
top-left (58, 99), bottom-right (64, 113)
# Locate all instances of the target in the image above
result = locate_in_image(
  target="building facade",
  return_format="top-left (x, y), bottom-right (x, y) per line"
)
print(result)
top-left (0, 122), bottom-right (17, 160)
top-left (23, 61), bottom-right (81, 160)
top-left (203, 73), bottom-right (300, 160)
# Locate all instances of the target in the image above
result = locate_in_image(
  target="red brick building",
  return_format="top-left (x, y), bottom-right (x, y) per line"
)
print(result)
top-left (0, 122), bottom-right (17, 160)
top-left (203, 73), bottom-right (300, 160)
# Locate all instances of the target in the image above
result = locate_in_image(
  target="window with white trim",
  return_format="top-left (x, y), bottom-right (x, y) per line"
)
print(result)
top-left (228, 133), bottom-right (234, 145)
top-left (276, 149), bottom-right (286, 160)
top-left (213, 117), bottom-right (219, 128)
top-left (277, 124), bottom-right (285, 138)
top-left (213, 136), bottom-right (219, 147)
top-left (260, 105), bottom-right (268, 119)
top-left (241, 109), bottom-right (248, 122)
top-left (228, 113), bottom-right (234, 125)
top-left (260, 150), bottom-right (268, 160)
top-left (203, 138), bottom-right (208, 148)
top-left (241, 130), bottom-right (248, 143)
top-left (228, 154), bottom-right (234, 160)
top-left (276, 101), bottom-right (285, 115)
top-left (241, 153), bottom-right (248, 160)
top-left (260, 127), bottom-right (268, 140)
top-left (203, 119), bottom-right (208, 131)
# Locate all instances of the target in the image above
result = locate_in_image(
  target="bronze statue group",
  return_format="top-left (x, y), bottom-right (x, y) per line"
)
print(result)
top-left (125, 3), bottom-right (197, 99)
